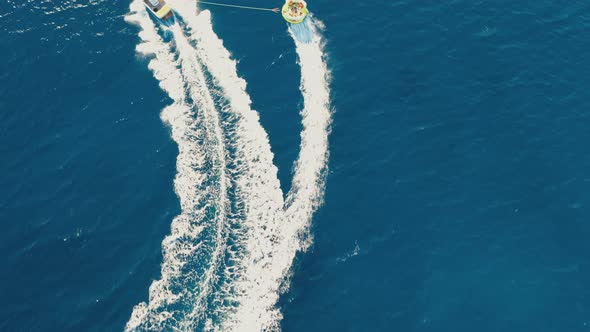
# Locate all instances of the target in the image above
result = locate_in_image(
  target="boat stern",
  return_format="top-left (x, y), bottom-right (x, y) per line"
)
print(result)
top-left (156, 4), bottom-right (175, 26)
top-left (144, 0), bottom-right (176, 26)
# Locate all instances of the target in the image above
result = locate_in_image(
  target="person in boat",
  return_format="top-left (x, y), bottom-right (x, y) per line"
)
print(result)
top-left (148, 0), bottom-right (160, 11)
top-left (145, 0), bottom-right (174, 22)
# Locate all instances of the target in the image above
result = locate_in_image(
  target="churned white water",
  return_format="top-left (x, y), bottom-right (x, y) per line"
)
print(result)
top-left (125, 1), bottom-right (331, 330)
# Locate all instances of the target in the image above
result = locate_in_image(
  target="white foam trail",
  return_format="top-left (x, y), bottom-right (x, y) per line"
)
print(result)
top-left (225, 21), bottom-right (333, 332)
top-left (285, 19), bottom-right (332, 232)
top-left (170, 3), bottom-right (293, 329)
top-left (126, 1), bottom-right (332, 330)
top-left (226, 22), bottom-right (332, 330)
top-left (218, 19), bottom-right (333, 331)
top-left (125, 2), bottom-right (231, 330)
top-left (170, 4), bottom-right (332, 329)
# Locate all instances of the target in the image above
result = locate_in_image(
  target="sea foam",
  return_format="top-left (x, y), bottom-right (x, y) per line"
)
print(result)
top-left (125, 1), bottom-right (331, 330)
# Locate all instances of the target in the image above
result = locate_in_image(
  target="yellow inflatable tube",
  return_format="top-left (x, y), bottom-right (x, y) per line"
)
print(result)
top-left (281, 0), bottom-right (308, 24)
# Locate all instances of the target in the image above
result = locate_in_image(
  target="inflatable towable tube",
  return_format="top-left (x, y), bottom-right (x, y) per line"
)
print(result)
top-left (282, 0), bottom-right (308, 24)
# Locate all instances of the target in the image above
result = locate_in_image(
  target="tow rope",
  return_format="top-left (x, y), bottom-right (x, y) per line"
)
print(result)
top-left (198, 1), bottom-right (280, 13)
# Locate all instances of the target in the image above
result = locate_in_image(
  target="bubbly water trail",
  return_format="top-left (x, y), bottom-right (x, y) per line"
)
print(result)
top-left (220, 19), bottom-right (332, 332)
top-left (216, 18), bottom-right (332, 331)
top-left (290, 18), bottom-right (314, 44)
top-left (170, 3), bottom-right (293, 330)
top-left (284, 20), bottom-right (331, 238)
top-left (125, 2), bottom-right (231, 330)
top-left (125, 1), bottom-right (331, 330)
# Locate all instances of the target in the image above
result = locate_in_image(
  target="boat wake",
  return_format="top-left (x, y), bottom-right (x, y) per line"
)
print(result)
top-left (290, 18), bottom-right (314, 44)
top-left (125, 1), bottom-right (331, 330)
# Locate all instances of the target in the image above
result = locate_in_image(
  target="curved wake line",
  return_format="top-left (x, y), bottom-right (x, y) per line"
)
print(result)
top-left (285, 19), bottom-right (331, 231)
top-left (125, 1), bottom-right (332, 331)
top-left (125, 2), bottom-right (231, 330)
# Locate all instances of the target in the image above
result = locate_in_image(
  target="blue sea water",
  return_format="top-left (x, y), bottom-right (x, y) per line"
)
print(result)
top-left (2, 0), bottom-right (590, 331)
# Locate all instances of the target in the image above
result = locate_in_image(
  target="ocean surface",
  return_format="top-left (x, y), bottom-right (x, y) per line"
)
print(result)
top-left (2, 0), bottom-right (590, 331)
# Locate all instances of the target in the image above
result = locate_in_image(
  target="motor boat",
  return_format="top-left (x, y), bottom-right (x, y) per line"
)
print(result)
top-left (144, 0), bottom-right (175, 26)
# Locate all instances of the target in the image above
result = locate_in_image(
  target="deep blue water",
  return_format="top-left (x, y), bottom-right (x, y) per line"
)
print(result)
top-left (2, 0), bottom-right (590, 331)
